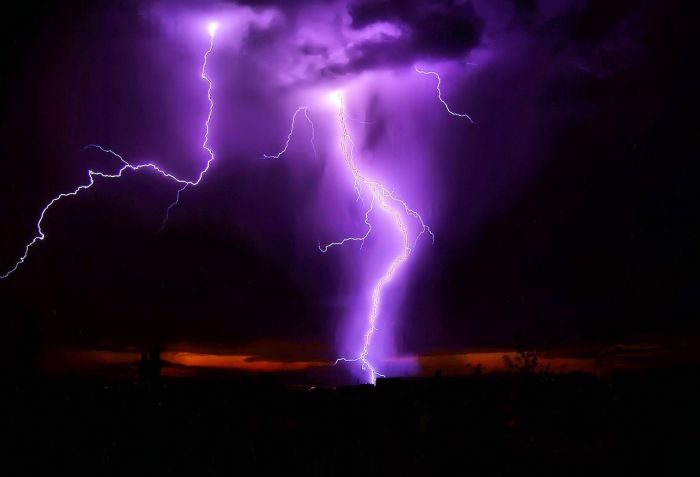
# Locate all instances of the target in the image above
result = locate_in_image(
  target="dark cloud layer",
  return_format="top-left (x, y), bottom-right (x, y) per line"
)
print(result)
top-left (332, 0), bottom-right (483, 73)
top-left (409, 0), bottom-right (700, 352)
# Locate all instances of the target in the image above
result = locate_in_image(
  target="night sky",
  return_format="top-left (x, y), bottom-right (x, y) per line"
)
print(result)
top-left (1, 0), bottom-right (698, 382)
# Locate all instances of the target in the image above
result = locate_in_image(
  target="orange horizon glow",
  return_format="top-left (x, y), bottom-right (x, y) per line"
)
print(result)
top-left (163, 352), bottom-right (327, 372)
top-left (36, 340), bottom-right (684, 377)
top-left (411, 352), bottom-right (602, 374)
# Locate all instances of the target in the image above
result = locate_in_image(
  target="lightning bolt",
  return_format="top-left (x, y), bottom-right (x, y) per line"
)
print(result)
top-left (322, 91), bottom-right (434, 384)
top-left (1, 22), bottom-right (221, 279)
top-left (160, 22), bottom-right (219, 231)
top-left (263, 106), bottom-right (317, 160)
top-left (414, 66), bottom-right (475, 123)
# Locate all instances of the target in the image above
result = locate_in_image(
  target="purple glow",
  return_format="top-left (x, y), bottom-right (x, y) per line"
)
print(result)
top-left (208, 22), bottom-right (219, 38)
top-left (322, 92), bottom-right (433, 384)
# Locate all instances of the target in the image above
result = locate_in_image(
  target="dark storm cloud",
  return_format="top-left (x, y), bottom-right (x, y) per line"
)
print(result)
top-left (407, 0), bottom-right (700, 353)
top-left (327, 0), bottom-right (483, 74)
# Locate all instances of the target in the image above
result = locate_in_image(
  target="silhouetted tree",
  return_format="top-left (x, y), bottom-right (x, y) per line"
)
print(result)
top-left (503, 331), bottom-right (550, 374)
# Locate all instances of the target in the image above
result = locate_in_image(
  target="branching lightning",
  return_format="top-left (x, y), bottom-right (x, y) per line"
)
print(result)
top-left (317, 195), bottom-right (375, 253)
top-left (263, 106), bottom-right (317, 160)
top-left (322, 91), bottom-right (434, 384)
top-left (414, 66), bottom-right (475, 123)
top-left (1, 22), bottom-right (221, 279)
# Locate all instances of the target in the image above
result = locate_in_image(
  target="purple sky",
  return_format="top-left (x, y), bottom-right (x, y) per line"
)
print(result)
top-left (1, 0), bottom-right (698, 380)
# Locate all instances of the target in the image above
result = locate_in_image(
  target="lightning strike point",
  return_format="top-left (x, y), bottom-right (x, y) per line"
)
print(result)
top-left (208, 22), bottom-right (219, 38)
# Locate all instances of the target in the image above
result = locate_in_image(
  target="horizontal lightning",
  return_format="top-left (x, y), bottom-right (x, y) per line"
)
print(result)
top-left (1, 155), bottom-right (175, 279)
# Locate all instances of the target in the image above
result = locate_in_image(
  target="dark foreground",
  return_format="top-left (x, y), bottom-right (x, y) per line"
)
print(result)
top-left (3, 367), bottom-right (698, 476)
